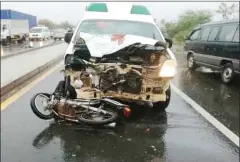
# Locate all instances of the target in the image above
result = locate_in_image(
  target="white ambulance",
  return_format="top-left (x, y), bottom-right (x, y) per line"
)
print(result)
top-left (64, 2), bottom-right (174, 58)
top-left (63, 2), bottom-right (177, 110)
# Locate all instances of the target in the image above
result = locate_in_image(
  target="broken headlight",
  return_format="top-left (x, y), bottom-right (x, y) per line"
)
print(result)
top-left (159, 59), bottom-right (177, 77)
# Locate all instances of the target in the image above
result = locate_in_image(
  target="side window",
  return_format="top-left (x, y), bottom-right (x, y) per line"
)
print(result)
top-left (218, 23), bottom-right (238, 42)
top-left (232, 26), bottom-right (239, 42)
top-left (208, 26), bottom-right (220, 41)
top-left (200, 26), bottom-right (211, 41)
top-left (189, 29), bottom-right (200, 40)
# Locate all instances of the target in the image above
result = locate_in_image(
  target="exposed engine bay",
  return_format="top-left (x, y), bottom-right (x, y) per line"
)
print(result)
top-left (64, 38), bottom-right (177, 103)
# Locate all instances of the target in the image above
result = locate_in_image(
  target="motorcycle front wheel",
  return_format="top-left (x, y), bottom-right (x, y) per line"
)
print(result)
top-left (30, 93), bottom-right (54, 120)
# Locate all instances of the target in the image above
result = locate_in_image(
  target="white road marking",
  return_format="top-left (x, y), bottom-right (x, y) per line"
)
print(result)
top-left (171, 83), bottom-right (239, 147)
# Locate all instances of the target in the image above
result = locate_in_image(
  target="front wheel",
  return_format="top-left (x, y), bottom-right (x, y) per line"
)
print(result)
top-left (30, 93), bottom-right (54, 120)
top-left (152, 86), bottom-right (171, 112)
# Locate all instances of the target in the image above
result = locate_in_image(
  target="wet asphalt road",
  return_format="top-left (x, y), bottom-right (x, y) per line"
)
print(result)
top-left (172, 45), bottom-right (240, 136)
top-left (1, 62), bottom-right (239, 162)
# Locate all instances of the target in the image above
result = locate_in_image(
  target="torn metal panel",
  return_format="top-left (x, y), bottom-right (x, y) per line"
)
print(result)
top-left (64, 34), bottom-right (177, 103)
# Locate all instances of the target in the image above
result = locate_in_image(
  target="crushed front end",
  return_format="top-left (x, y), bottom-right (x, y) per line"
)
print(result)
top-left (64, 39), bottom-right (177, 104)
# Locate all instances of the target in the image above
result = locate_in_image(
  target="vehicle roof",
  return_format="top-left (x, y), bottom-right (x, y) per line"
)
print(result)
top-left (199, 19), bottom-right (239, 27)
top-left (82, 2), bottom-right (155, 24)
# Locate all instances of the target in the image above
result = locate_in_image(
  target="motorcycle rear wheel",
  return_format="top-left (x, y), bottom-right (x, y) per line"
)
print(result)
top-left (30, 93), bottom-right (54, 120)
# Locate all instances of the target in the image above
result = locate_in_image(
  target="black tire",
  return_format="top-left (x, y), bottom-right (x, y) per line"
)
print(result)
top-left (221, 63), bottom-right (234, 84)
top-left (76, 107), bottom-right (118, 126)
top-left (30, 93), bottom-right (54, 120)
top-left (152, 86), bottom-right (171, 112)
top-left (187, 54), bottom-right (197, 70)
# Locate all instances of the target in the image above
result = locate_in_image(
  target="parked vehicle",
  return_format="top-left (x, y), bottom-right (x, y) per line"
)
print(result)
top-left (183, 19), bottom-right (239, 84)
top-left (0, 9), bottom-right (37, 44)
top-left (29, 26), bottom-right (51, 41)
top-left (52, 28), bottom-right (66, 41)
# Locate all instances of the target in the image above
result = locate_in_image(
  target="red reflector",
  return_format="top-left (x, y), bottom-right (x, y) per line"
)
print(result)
top-left (123, 107), bottom-right (131, 117)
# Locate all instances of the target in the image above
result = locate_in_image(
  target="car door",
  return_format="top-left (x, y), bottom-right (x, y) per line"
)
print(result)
top-left (195, 25), bottom-right (212, 64)
top-left (216, 22), bottom-right (238, 58)
top-left (40, 28), bottom-right (44, 38)
top-left (231, 25), bottom-right (240, 72)
top-left (43, 28), bottom-right (47, 38)
top-left (203, 25), bottom-right (222, 67)
top-left (184, 28), bottom-right (201, 60)
top-left (216, 23), bottom-right (239, 72)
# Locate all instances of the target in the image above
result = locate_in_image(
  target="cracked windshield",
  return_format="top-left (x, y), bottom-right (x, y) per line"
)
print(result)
top-left (1, 1), bottom-right (239, 162)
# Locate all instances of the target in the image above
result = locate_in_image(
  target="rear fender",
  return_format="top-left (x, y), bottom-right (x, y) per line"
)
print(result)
top-left (100, 98), bottom-right (131, 118)
top-left (101, 98), bottom-right (128, 110)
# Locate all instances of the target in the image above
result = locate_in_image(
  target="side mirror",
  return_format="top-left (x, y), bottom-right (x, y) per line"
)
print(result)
top-left (165, 38), bottom-right (173, 48)
top-left (184, 36), bottom-right (189, 41)
top-left (64, 32), bottom-right (73, 44)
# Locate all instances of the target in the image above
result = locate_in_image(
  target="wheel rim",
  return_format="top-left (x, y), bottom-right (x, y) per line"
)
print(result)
top-left (80, 109), bottom-right (116, 123)
top-left (223, 68), bottom-right (233, 81)
top-left (188, 56), bottom-right (194, 68)
top-left (34, 94), bottom-right (52, 116)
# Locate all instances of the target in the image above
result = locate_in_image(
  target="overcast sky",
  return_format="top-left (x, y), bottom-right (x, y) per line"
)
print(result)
top-left (1, 2), bottom-right (238, 25)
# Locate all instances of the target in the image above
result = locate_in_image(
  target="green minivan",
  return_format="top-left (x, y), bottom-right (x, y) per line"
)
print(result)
top-left (183, 19), bottom-right (239, 84)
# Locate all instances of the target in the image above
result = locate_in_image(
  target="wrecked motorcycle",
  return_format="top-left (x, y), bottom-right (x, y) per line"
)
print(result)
top-left (30, 53), bottom-right (132, 126)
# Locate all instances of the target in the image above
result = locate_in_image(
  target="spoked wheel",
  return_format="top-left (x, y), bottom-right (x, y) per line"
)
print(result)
top-left (76, 107), bottom-right (118, 126)
top-left (30, 93), bottom-right (54, 120)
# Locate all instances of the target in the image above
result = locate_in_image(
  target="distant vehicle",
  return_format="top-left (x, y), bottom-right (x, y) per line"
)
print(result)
top-left (0, 9), bottom-right (37, 44)
top-left (29, 26), bottom-right (51, 41)
top-left (52, 28), bottom-right (66, 41)
top-left (183, 19), bottom-right (239, 84)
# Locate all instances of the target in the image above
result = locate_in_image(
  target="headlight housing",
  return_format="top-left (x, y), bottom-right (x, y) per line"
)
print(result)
top-left (159, 59), bottom-right (177, 77)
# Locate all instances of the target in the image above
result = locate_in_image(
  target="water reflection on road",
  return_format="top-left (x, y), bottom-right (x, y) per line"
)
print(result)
top-left (173, 65), bottom-right (239, 136)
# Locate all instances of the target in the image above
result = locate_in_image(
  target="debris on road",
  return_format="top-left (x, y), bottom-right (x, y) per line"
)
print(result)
top-left (146, 128), bottom-right (150, 132)
top-left (150, 145), bottom-right (157, 152)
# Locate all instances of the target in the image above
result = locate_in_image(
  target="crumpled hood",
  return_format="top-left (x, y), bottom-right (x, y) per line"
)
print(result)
top-left (79, 32), bottom-right (159, 57)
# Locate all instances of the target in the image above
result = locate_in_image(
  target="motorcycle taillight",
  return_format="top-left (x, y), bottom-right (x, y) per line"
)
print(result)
top-left (123, 107), bottom-right (131, 117)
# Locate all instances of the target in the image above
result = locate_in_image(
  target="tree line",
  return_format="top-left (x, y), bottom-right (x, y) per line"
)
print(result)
top-left (159, 2), bottom-right (239, 44)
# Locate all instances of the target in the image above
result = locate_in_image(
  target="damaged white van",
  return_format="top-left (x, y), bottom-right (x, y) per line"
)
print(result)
top-left (63, 2), bottom-right (177, 111)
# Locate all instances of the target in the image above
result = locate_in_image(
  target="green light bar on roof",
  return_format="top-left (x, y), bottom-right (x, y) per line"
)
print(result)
top-left (86, 3), bottom-right (108, 12)
top-left (130, 5), bottom-right (150, 15)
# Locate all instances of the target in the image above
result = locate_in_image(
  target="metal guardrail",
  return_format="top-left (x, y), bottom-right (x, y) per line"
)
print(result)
top-left (1, 41), bottom-right (64, 59)
top-left (1, 54), bottom-right (64, 97)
